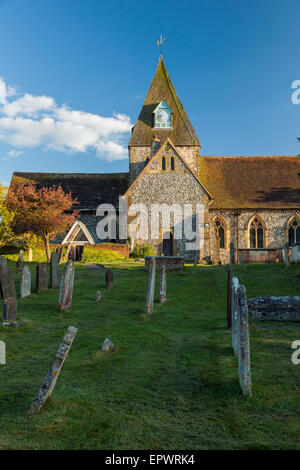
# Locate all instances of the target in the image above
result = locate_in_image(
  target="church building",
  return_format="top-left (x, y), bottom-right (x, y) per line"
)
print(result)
top-left (11, 56), bottom-right (300, 263)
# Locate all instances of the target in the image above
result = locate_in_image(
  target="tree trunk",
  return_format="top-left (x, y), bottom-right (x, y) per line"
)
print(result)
top-left (44, 234), bottom-right (51, 262)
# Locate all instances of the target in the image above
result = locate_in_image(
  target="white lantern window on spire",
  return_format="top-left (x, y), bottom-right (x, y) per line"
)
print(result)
top-left (153, 100), bottom-right (173, 129)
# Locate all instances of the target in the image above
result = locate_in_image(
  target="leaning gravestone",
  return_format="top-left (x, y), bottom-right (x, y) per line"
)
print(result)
top-left (145, 257), bottom-right (156, 315)
top-left (105, 268), bottom-right (113, 289)
top-left (28, 248), bottom-right (33, 262)
top-left (237, 284), bottom-right (252, 396)
top-left (0, 265), bottom-right (17, 323)
top-left (58, 260), bottom-right (75, 311)
top-left (0, 256), bottom-right (7, 267)
top-left (292, 245), bottom-right (298, 264)
top-left (50, 251), bottom-right (59, 288)
top-left (36, 263), bottom-right (48, 292)
top-left (159, 265), bottom-right (166, 304)
top-left (20, 265), bottom-right (31, 298)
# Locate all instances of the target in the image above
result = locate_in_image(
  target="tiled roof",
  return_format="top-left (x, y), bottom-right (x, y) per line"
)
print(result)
top-left (11, 172), bottom-right (129, 211)
top-left (200, 155), bottom-right (300, 209)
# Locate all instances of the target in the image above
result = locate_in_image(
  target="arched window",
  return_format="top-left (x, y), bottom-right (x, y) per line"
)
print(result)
top-left (162, 156), bottom-right (166, 171)
top-left (214, 217), bottom-right (226, 249)
top-left (171, 156), bottom-right (175, 171)
top-left (288, 217), bottom-right (300, 245)
top-left (249, 216), bottom-right (265, 248)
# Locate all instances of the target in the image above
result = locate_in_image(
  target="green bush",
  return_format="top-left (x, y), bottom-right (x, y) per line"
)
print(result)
top-left (81, 247), bottom-right (125, 263)
top-left (0, 246), bottom-right (58, 262)
top-left (131, 243), bottom-right (155, 258)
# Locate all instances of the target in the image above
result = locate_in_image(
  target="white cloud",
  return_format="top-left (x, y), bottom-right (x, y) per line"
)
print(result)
top-left (1, 149), bottom-right (23, 161)
top-left (0, 78), bottom-right (132, 161)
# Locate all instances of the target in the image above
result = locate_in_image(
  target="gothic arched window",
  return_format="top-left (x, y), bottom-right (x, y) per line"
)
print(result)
top-left (214, 217), bottom-right (226, 249)
top-left (249, 216), bottom-right (265, 248)
top-left (171, 156), bottom-right (175, 171)
top-left (288, 217), bottom-right (300, 245)
top-left (162, 156), bottom-right (166, 171)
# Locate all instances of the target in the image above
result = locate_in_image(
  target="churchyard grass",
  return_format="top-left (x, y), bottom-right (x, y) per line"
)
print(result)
top-left (0, 261), bottom-right (300, 449)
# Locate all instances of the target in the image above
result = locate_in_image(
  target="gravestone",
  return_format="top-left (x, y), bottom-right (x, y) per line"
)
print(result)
top-left (145, 257), bottom-right (156, 315)
top-left (20, 265), bottom-right (31, 298)
top-left (50, 251), bottom-right (59, 288)
top-left (96, 291), bottom-right (101, 302)
top-left (58, 260), bottom-right (75, 311)
top-left (284, 243), bottom-right (290, 267)
top-left (17, 250), bottom-right (24, 273)
top-left (101, 338), bottom-right (115, 352)
top-left (237, 284), bottom-right (252, 396)
top-left (292, 245), bottom-right (298, 264)
top-left (231, 277), bottom-right (239, 356)
top-left (36, 263), bottom-right (48, 292)
top-left (105, 268), bottom-right (113, 289)
top-left (28, 248), bottom-right (33, 262)
top-left (0, 256), bottom-right (7, 267)
top-left (230, 241), bottom-right (235, 265)
top-left (159, 265), bottom-right (166, 304)
top-left (27, 326), bottom-right (78, 418)
top-left (0, 265), bottom-right (17, 323)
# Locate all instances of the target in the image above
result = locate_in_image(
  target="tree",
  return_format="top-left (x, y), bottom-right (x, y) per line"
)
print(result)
top-left (0, 184), bottom-right (17, 249)
top-left (6, 177), bottom-right (79, 261)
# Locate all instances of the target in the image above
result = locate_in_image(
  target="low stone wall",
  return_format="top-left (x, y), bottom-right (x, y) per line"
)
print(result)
top-left (145, 256), bottom-right (184, 272)
top-left (248, 296), bottom-right (300, 321)
top-left (238, 249), bottom-right (279, 264)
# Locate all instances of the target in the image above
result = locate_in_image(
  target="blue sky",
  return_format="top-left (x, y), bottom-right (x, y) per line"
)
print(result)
top-left (0, 0), bottom-right (299, 185)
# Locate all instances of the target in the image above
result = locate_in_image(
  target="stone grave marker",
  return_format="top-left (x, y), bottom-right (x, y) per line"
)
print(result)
top-left (0, 265), bottom-right (17, 323)
top-left (20, 265), bottom-right (31, 298)
top-left (28, 248), bottom-right (33, 262)
top-left (0, 255), bottom-right (7, 267)
top-left (292, 245), bottom-right (298, 264)
top-left (36, 263), bottom-right (48, 292)
top-left (227, 264), bottom-right (232, 329)
top-left (27, 326), bottom-right (78, 418)
top-left (101, 338), bottom-right (115, 352)
top-left (105, 268), bottom-right (113, 289)
top-left (58, 260), bottom-right (75, 311)
top-left (17, 250), bottom-right (24, 273)
top-left (237, 284), bottom-right (252, 396)
top-left (159, 265), bottom-right (166, 304)
top-left (50, 251), bottom-right (59, 288)
top-left (96, 291), bottom-right (101, 302)
top-left (231, 276), bottom-right (239, 356)
top-left (284, 243), bottom-right (290, 267)
top-left (145, 256), bottom-right (156, 315)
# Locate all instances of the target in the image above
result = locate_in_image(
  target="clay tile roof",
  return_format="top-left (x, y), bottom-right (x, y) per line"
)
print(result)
top-left (11, 172), bottom-right (129, 211)
top-left (129, 56), bottom-right (200, 147)
top-left (199, 155), bottom-right (300, 209)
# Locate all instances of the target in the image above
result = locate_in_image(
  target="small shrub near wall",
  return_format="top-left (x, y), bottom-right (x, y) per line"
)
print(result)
top-left (131, 243), bottom-right (155, 258)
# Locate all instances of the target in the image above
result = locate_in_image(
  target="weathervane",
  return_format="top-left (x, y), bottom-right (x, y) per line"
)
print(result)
top-left (157, 34), bottom-right (165, 56)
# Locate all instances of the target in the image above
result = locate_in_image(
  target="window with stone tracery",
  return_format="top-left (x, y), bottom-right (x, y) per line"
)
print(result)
top-left (214, 217), bottom-right (226, 249)
top-left (288, 217), bottom-right (300, 245)
top-left (249, 216), bottom-right (265, 248)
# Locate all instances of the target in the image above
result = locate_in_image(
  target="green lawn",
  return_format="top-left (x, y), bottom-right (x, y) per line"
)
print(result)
top-left (1, 260), bottom-right (300, 450)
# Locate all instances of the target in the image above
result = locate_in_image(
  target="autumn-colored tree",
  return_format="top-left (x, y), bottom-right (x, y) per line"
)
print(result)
top-left (6, 178), bottom-right (79, 261)
top-left (0, 184), bottom-right (17, 249)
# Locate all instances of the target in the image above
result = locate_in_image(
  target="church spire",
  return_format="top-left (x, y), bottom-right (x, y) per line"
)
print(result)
top-left (129, 56), bottom-right (200, 147)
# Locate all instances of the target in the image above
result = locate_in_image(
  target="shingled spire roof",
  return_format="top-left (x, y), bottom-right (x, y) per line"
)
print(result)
top-left (129, 56), bottom-right (200, 147)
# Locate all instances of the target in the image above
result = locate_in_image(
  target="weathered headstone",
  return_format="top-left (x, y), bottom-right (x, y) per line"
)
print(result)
top-left (28, 248), bottom-right (33, 262)
top-left (101, 338), bottom-right (115, 352)
top-left (284, 243), bottom-right (290, 267)
top-left (230, 241), bottom-right (235, 265)
top-left (20, 265), bottom-right (31, 298)
top-left (159, 265), bottom-right (166, 304)
top-left (0, 265), bottom-right (17, 323)
top-left (36, 263), bottom-right (48, 292)
top-left (231, 277), bottom-right (239, 356)
top-left (0, 255), bottom-right (7, 267)
top-left (27, 326), bottom-right (78, 418)
top-left (145, 256), bottom-right (156, 315)
top-left (58, 260), bottom-right (75, 311)
top-left (292, 245), bottom-right (298, 264)
top-left (50, 251), bottom-right (59, 288)
top-left (105, 268), bottom-right (113, 289)
top-left (96, 290), bottom-right (101, 302)
top-left (237, 284), bottom-right (252, 396)
top-left (17, 250), bottom-right (24, 273)
top-left (227, 264), bottom-right (232, 329)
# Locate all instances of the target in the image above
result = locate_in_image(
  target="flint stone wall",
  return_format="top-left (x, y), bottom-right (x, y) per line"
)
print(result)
top-left (248, 296), bottom-right (300, 321)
